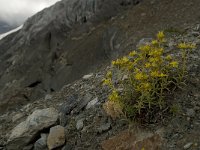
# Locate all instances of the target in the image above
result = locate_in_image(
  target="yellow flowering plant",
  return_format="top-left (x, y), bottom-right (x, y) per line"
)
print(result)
top-left (103, 31), bottom-right (196, 122)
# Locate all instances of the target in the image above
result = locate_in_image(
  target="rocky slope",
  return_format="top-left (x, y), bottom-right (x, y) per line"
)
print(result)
top-left (0, 0), bottom-right (141, 114)
top-left (1, 0), bottom-right (200, 115)
top-left (0, 24), bottom-right (200, 150)
top-left (0, 0), bottom-right (200, 149)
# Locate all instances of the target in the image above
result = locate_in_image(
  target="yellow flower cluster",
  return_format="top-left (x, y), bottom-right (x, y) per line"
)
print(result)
top-left (103, 30), bottom-right (196, 119)
top-left (108, 90), bottom-right (120, 102)
top-left (129, 50), bottom-right (137, 57)
top-left (169, 61), bottom-right (178, 68)
top-left (157, 31), bottom-right (165, 42)
top-left (177, 42), bottom-right (196, 49)
top-left (112, 56), bottom-right (129, 67)
top-left (134, 72), bottom-right (148, 80)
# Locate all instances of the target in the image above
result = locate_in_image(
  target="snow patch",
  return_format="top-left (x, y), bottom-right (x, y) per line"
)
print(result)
top-left (0, 25), bottom-right (23, 40)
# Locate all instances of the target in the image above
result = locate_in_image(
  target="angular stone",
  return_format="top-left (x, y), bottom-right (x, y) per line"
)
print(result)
top-left (45, 94), bottom-right (52, 101)
top-left (34, 134), bottom-right (48, 150)
top-left (72, 93), bottom-right (92, 114)
top-left (7, 108), bottom-right (59, 150)
top-left (83, 74), bottom-right (93, 80)
top-left (86, 97), bottom-right (99, 109)
top-left (76, 119), bottom-right (84, 130)
top-left (47, 125), bottom-right (65, 150)
top-left (183, 142), bottom-right (193, 149)
top-left (97, 123), bottom-right (111, 134)
top-left (186, 108), bottom-right (195, 117)
top-left (59, 94), bottom-right (78, 115)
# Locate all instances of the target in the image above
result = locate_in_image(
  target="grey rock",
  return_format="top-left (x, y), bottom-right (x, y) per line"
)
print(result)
top-left (97, 123), bottom-right (111, 133)
top-left (186, 108), bottom-right (195, 117)
top-left (83, 73), bottom-right (93, 80)
top-left (86, 97), bottom-right (99, 109)
top-left (61, 144), bottom-right (73, 150)
top-left (72, 93), bottom-right (93, 114)
top-left (59, 94), bottom-right (78, 115)
top-left (7, 108), bottom-right (58, 150)
top-left (76, 119), bottom-right (84, 130)
top-left (44, 94), bottom-right (52, 100)
top-left (183, 142), bottom-right (193, 149)
top-left (47, 125), bottom-right (65, 150)
top-left (34, 134), bottom-right (48, 150)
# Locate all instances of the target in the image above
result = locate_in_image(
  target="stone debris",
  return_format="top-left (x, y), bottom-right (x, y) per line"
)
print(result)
top-left (7, 108), bottom-right (58, 150)
top-left (0, 23), bottom-right (200, 150)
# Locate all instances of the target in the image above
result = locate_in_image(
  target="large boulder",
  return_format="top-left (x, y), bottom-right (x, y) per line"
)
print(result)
top-left (7, 108), bottom-right (59, 150)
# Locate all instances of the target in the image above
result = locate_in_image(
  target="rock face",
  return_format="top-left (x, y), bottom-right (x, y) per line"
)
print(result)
top-left (7, 108), bottom-right (59, 150)
top-left (47, 125), bottom-right (65, 150)
top-left (0, 0), bottom-right (139, 115)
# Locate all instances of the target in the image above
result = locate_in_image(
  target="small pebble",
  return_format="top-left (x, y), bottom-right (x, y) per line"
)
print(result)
top-left (183, 142), bottom-right (193, 149)
top-left (83, 74), bottom-right (93, 80)
top-left (76, 119), bottom-right (84, 130)
top-left (186, 108), bottom-right (195, 117)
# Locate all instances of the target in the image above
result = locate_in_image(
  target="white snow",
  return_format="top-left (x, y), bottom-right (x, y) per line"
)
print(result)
top-left (0, 25), bottom-right (23, 40)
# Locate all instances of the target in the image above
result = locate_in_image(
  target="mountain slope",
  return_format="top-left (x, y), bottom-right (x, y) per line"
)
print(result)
top-left (0, 0), bottom-right (200, 115)
top-left (0, 0), bottom-right (135, 114)
top-left (0, 25), bottom-right (22, 40)
top-left (1, 26), bottom-right (200, 149)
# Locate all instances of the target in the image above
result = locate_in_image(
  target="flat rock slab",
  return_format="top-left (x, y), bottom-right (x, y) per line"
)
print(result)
top-left (7, 108), bottom-right (59, 150)
top-left (47, 125), bottom-right (65, 150)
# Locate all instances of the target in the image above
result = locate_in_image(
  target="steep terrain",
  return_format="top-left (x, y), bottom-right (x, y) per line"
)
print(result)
top-left (1, 26), bottom-right (200, 149)
top-left (0, 0), bottom-right (141, 114)
top-left (0, 0), bottom-right (200, 115)
top-left (0, 0), bottom-right (200, 149)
